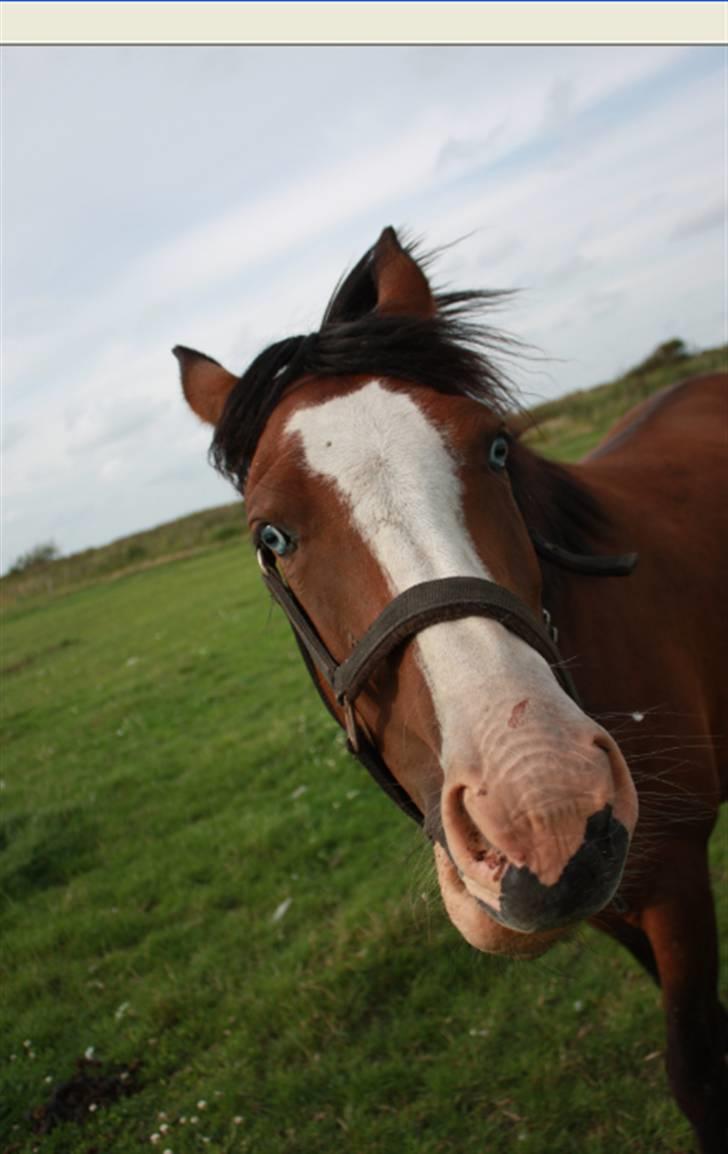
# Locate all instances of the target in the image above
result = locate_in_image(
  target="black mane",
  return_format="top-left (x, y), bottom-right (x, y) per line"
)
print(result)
top-left (211, 239), bottom-right (517, 487)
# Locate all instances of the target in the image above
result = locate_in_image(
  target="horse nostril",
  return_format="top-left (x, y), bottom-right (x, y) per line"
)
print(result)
top-left (457, 787), bottom-right (492, 859)
top-left (592, 730), bottom-right (639, 835)
top-left (440, 782), bottom-right (496, 870)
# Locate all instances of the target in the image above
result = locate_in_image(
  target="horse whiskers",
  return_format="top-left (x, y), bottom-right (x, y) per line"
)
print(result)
top-left (403, 845), bottom-right (442, 918)
top-left (632, 793), bottom-right (716, 813)
top-left (631, 769), bottom-right (716, 794)
top-left (406, 853), bottom-right (440, 899)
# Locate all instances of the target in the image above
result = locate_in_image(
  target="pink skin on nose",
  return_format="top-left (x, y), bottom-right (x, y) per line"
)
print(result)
top-left (441, 699), bottom-right (637, 893)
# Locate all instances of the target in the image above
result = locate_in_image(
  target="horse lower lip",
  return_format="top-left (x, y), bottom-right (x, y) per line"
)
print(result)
top-left (460, 871), bottom-right (502, 907)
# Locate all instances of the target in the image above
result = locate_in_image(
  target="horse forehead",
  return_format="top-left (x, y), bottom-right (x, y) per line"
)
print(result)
top-left (284, 379), bottom-right (459, 492)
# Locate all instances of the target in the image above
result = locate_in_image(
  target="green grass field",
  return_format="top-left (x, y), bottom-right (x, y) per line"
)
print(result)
top-left (2, 344), bottom-right (726, 1153)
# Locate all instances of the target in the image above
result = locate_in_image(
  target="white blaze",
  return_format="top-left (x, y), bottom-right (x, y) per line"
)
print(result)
top-left (286, 380), bottom-right (570, 771)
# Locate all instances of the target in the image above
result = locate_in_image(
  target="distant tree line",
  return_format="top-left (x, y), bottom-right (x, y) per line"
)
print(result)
top-left (627, 338), bottom-right (690, 377)
top-left (8, 541), bottom-right (61, 574)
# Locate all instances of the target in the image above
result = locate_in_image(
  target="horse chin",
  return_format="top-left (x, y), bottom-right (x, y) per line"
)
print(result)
top-left (434, 843), bottom-right (569, 958)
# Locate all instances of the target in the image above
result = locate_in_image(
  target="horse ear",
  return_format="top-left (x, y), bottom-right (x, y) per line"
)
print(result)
top-left (323, 226), bottom-right (435, 325)
top-left (371, 226), bottom-right (436, 318)
top-left (173, 346), bottom-right (237, 426)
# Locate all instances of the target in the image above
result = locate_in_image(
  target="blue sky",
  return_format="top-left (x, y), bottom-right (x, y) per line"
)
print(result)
top-left (2, 45), bottom-right (725, 568)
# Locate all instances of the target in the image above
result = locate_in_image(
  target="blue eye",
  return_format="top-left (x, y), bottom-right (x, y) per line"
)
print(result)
top-left (259, 524), bottom-right (294, 557)
top-left (488, 434), bottom-right (510, 471)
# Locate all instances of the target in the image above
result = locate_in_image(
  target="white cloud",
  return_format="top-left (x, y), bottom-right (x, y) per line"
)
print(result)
top-left (2, 45), bottom-right (724, 570)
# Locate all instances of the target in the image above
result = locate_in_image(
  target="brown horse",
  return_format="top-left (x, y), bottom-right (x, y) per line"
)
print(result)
top-left (176, 228), bottom-right (727, 1153)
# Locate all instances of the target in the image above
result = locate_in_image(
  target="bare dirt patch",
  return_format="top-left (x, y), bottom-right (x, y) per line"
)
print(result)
top-left (28, 1055), bottom-right (142, 1135)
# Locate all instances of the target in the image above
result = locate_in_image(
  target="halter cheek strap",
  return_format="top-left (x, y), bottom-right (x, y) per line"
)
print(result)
top-left (289, 628), bottom-right (425, 825)
top-left (255, 532), bottom-right (638, 828)
top-left (255, 546), bottom-right (604, 827)
top-left (529, 530), bottom-right (638, 577)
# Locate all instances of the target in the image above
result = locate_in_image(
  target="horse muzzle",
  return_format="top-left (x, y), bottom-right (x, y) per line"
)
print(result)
top-left (462, 803), bottom-right (630, 933)
top-left (439, 725), bottom-right (638, 939)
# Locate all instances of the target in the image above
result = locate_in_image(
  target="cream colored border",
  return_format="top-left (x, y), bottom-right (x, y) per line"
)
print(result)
top-left (1, 2), bottom-right (726, 46)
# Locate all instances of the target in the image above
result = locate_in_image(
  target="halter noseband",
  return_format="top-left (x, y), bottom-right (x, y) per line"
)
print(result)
top-left (256, 540), bottom-right (638, 829)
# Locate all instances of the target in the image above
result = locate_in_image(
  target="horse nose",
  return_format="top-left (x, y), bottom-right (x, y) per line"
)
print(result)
top-left (496, 804), bottom-right (630, 932)
top-left (440, 730), bottom-right (637, 933)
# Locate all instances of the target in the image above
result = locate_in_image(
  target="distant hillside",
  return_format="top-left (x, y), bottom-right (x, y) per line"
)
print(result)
top-left (521, 339), bottom-right (726, 461)
top-left (1, 503), bottom-right (246, 607)
top-left (2, 339), bottom-right (725, 607)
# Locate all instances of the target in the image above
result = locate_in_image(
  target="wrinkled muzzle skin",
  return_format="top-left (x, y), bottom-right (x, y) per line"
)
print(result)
top-left (427, 628), bottom-right (638, 955)
top-left (278, 378), bottom-right (639, 957)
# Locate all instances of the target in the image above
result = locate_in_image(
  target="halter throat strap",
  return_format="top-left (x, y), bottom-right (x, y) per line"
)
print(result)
top-left (530, 530), bottom-right (638, 576)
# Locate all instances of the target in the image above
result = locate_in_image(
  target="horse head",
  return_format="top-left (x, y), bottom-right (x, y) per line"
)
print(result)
top-left (176, 227), bottom-right (638, 959)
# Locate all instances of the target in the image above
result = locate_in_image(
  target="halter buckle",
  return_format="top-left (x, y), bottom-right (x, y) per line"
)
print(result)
top-left (542, 607), bottom-right (558, 644)
top-left (342, 696), bottom-right (360, 752)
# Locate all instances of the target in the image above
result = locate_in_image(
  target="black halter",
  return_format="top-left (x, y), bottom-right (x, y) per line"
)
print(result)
top-left (256, 540), bottom-right (638, 829)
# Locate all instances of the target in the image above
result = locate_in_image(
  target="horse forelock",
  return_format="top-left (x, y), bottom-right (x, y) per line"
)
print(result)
top-left (210, 246), bottom-right (518, 491)
top-left (212, 239), bottom-right (609, 576)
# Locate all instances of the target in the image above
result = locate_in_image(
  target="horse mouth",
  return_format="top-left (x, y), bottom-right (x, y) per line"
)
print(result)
top-left (434, 843), bottom-right (570, 959)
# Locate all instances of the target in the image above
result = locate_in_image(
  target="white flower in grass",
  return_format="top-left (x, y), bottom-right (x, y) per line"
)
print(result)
top-left (272, 898), bottom-right (292, 923)
top-left (88, 1103), bottom-right (97, 1113)
top-left (114, 1001), bottom-right (130, 1021)
top-left (196, 1099), bottom-right (207, 1110)
top-left (234, 1116), bottom-right (243, 1125)
top-left (159, 1123), bottom-right (169, 1133)
top-left (84, 1046), bottom-right (95, 1060)
top-left (190, 1116), bottom-right (199, 1125)
top-left (150, 1135), bottom-right (161, 1145)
